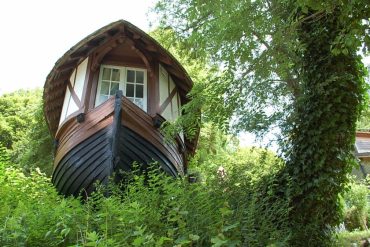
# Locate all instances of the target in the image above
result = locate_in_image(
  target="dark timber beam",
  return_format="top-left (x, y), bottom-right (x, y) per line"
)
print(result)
top-left (158, 55), bottom-right (172, 65)
top-left (145, 44), bottom-right (157, 52)
top-left (111, 90), bottom-right (123, 171)
top-left (56, 62), bottom-right (76, 73)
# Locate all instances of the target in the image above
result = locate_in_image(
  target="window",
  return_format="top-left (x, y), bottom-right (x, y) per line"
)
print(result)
top-left (95, 65), bottom-right (147, 111)
top-left (126, 69), bottom-right (145, 109)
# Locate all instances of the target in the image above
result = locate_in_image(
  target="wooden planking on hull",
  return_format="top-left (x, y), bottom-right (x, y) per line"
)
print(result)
top-left (54, 96), bottom-right (185, 172)
top-left (54, 97), bottom-right (115, 167)
top-left (52, 92), bottom-right (186, 196)
top-left (52, 126), bottom-right (113, 197)
top-left (52, 124), bottom-right (181, 197)
top-left (121, 99), bottom-right (185, 174)
top-left (117, 126), bottom-right (178, 177)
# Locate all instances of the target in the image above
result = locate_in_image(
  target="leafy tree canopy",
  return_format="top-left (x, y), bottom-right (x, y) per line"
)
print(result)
top-left (153, 0), bottom-right (370, 137)
top-left (0, 89), bottom-right (53, 175)
top-left (0, 90), bottom-right (41, 149)
top-left (154, 0), bottom-right (302, 136)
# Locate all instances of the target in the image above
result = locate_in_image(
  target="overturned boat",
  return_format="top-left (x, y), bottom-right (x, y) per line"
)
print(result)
top-left (43, 20), bottom-right (198, 197)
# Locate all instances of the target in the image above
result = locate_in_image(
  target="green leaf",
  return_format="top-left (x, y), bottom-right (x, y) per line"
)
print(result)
top-left (61, 228), bottom-right (70, 237)
top-left (85, 242), bottom-right (97, 247)
top-left (219, 207), bottom-right (233, 216)
top-left (175, 236), bottom-right (191, 244)
top-left (342, 48), bottom-right (349, 56)
top-left (211, 235), bottom-right (228, 247)
top-left (302, 6), bottom-right (308, 14)
top-left (44, 231), bottom-right (51, 238)
top-left (133, 236), bottom-right (144, 246)
top-left (222, 222), bottom-right (239, 232)
top-left (189, 234), bottom-right (200, 241)
top-left (156, 236), bottom-right (172, 246)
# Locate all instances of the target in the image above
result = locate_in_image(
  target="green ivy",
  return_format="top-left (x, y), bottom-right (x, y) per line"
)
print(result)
top-left (282, 3), bottom-right (368, 245)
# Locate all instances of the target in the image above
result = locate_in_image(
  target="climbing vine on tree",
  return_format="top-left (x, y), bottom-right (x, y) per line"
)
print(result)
top-left (283, 1), bottom-right (369, 245)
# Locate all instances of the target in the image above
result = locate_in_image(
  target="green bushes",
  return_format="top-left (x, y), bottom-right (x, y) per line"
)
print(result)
top-left (0, 165), bottom-right (239, 246)
top-left (0, 146), bottom-right (288, 246)
top-left (333, 179), bottom-right (370, 246)
top-left (336, 230), bottom-right (370, 247)
top-left (342, 180), bottom-right (369, 231)
top-left (0, 164), bottom-right (84, 246)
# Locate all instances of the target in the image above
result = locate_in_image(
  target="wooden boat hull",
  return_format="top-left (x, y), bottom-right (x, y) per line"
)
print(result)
top-left (52, 93), bottom-right (186, 197)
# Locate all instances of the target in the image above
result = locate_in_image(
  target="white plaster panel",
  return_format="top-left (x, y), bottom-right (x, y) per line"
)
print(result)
top-left (172, 92), bottom-right (179, 119)
top-left (74, 58), bottom-right (88, 99)
top-left (162, 105), bottom-right (172, 121)
top-left (59, 87), bottom-right (71, 125)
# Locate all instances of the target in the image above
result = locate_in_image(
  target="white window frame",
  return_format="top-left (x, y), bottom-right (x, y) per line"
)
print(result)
top-left (95, 65), bottom-right (147, 111)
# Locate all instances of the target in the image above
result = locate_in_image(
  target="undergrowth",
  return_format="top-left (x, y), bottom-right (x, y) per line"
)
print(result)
top-left (0, 148), bottom-right (289, 246)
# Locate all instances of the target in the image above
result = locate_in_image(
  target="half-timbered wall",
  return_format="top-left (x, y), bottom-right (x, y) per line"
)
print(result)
top-left (59, 58), bottom-right (89, 125)
top-left (159, 64), bottom-right (181, 121)
top-left (44, 20), bottom-right (197, 158)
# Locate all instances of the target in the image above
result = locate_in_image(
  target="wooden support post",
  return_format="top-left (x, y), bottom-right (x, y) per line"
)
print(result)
top-left (111, 90), bottom-right (123, 171)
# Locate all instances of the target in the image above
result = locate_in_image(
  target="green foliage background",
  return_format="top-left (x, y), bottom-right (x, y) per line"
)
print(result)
top-left (0, 89), bottom-right (53, 175)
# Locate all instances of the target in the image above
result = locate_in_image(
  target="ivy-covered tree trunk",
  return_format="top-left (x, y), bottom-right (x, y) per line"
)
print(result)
top-left (285, 7), bottom-right (366, 246)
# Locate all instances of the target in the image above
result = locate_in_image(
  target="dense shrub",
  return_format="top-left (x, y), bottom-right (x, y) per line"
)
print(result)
top-left (0, 164), bottom-right (241, 246)
top-left (342, 180), bottom-right (369, 231)
top-left (212, 149), bottom-right (290, 246)
top-left (0, 146), bottom-right (289, 246)
top-left (336, 230), bottom-right (370, 247)
top-left (0, 163), bottom-right (84, 246)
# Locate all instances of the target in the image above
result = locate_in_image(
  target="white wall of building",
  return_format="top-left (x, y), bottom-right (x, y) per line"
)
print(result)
top-left (59, 58), bottom-right (88, 125)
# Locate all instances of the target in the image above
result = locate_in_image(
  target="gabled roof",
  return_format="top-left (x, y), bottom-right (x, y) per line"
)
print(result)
top-left (43, 20), bottom-right (193, 136)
